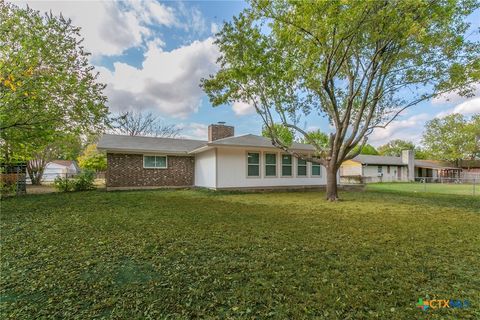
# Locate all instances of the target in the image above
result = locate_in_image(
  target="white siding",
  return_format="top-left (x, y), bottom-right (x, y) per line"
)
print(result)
top-left (194, 148), bottom-right (216, 188)
top-left (214, 147), bottom-right (327, 189)
top-left (362, 165), bottom-right (408, 182)
top-left (27, 162), bottom-right (78, 183)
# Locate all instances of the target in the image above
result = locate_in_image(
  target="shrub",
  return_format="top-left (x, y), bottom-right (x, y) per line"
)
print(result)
top-left (0, 181), bottom-right (17, 198)
top-left (53, 176), bottom-right (74, 192)
top-left (73, 171), bottom-right (95, 191)
top-left (54, 171), bottom-right (96, 192)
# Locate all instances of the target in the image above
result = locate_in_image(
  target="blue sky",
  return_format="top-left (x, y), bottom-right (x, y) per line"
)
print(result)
top-left (18, 1), bottom-right (480, 145)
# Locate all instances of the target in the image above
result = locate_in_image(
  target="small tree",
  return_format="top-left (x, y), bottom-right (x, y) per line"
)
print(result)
top-left (77, 144), bottom-right (107, 172)
top-left (110, 111), bottom-right (181, 137)
top-left (202, 0), bottom-right (479, 200)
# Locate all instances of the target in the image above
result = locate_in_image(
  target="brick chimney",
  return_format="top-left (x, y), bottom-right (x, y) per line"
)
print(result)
top-left (208, 122), bottom-right (234, 142)
top-left (401, 150), bottom-right (415, 181)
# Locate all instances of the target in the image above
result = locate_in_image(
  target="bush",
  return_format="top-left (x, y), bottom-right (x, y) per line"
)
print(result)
top-left (72, 170), bottom-right (95, 191)
top-left (54, 171), bottom-right (95, 192)
top-left (0, 181), bottom-right (17, 198)
top-left (53, 176), bottom-right (75, 192)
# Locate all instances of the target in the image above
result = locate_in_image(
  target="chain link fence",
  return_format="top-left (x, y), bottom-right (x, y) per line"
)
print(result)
top-left (411, 177), bottom-right (478, 196)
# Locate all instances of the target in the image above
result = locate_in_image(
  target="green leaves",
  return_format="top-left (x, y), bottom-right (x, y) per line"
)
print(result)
top-left (77, 144), bottom-right (107, 172)
top-left (261, 123), bottom-right (294, 147)
top-left (201, 0), bottom-right (479, 167)
top-left (0, 3), bottom-right (108, 160)
top-left (422, 113), bottom-right (479, 162)
top-left (378, 140), bottom-right (416, 157)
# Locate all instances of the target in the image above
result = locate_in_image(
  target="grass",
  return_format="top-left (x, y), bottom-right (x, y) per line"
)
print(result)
top-left (1, 188), bottom-right (479, 319)
top-left (367, 182), bottom-right (479, 196)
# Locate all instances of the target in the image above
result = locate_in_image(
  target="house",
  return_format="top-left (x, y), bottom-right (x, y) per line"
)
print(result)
top-left (97, 123), bottom-right (329, 191)
top-left (27, 160), bottom-right (80, 183)
top-left (458, 160), bottom-right (480, 179)
top-left (339, 152), bottom-right (461, 183)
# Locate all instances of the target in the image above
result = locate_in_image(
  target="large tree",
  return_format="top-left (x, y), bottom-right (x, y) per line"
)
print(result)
top-left (378, 139), bottom-right (415, 156)
top-left (202, 0), bottom-right (479, 200)
top-left (110, 111), bottom-right (181, 138)
top-left (0, 3), bottom-right (108, 163)
top-left (422, 113), bottom-right (479, 164)
top-left (378, 139), bottom-right (428, 159)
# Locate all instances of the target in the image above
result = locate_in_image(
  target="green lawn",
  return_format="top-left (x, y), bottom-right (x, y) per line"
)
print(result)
top-left (368, 182), bottom-right (479, 196)
top-left (1, 189), bottom-right (479, 319)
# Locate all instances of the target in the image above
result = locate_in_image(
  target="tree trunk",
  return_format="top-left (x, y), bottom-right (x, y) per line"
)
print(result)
top-left (325, 165), bottom-right (339, 201)
top-left (27, 160), bottom-right (45, 185)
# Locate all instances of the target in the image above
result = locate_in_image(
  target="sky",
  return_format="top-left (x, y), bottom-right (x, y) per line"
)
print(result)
top-left (15, 0), bottom-right (480, 146)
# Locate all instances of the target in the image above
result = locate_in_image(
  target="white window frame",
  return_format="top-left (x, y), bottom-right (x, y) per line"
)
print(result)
top-left (311, 162), bottom-right (322, 177)
top-left (281, 154), bottom-right (293, 177)
top-left (296, 157), bottom-right (307, 177)
top-left (264, 152), bottom-right (278, 178)
top-left (143, 155), bottom-right (168, 169)
top-left (246, 151), bottom-right (261, 178)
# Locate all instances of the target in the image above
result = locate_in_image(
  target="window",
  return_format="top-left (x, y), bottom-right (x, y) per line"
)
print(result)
top-left (247, 152), bottom-right (260, 177)
top-left (143, 155), bottom-right (167, 168)
top-left (387, 166), bottom-right (390, 174)
top-left (297, 158), bottom-right (307, 176)
top-left (281, 154), bottom-right (292, 176)
top-left (265, 153), bottom-right (277, 177)
top-left (311, 163), bottom-right (322, 176)
top-left (378, 166), bottom-right (383, 173)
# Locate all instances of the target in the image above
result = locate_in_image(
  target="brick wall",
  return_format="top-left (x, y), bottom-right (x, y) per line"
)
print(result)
top-left (208, 124), bottom-right (234, 141)
top-left (106, 153), bottom-right (194, 188)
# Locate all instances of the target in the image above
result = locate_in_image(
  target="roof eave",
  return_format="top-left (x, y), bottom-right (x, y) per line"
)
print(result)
top-left (205, 143), bottom-right (314, 152)
top-left (98, 147), bottom-right (191, 155)
top-left (188, 145), bottom-right (215, 154)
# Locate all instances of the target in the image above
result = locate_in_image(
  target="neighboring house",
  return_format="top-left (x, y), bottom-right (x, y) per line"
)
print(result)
top-left (97, 123), bottom-right (329, 191)
top-left (27, 160), bottom-right (80, 183)
top-left (339, 152), bottom-right (461, 183)
top-left (458, 160), bottom-right (480, 179)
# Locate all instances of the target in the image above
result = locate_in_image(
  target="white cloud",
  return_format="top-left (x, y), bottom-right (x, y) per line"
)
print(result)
top-left (176, 2), bottom-right (207, 37)
top-left (232, 101), bottom-right (256, 116)
top-left (176, 122), bottom-right (208, 140)
top-left (452, 98), bottom-right (480, 114)
top-left (437, 97), bottom-right (480, 118)
top-left (432, 82), bottom-right (480, 105)
top-left (369, 113), bottom-right (431, 146)
top-left (436, 97), bottom-right (480, 118)
top-left (18, 0), bottom-right (176, 57)
top-left (211, 22), bottom-right (219, 34)
top-left (369, 97), bottom-right (480, 146)
top-left (99, 37), bottom-right (220, 118)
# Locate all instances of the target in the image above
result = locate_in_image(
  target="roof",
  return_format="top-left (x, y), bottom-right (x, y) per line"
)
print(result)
top-left (458, 160), bottom-right (480, 168)
top-left (351, 154), bottom-right (406, 166)
top-left (204, 134), bottom-right (315, 151)
top-left (414, 160), bottom-right (458, 170)
top-left (350, 155), bottom-right (459, 169)
top-left (98, 133), bottom-right (315, 154)
top-left (50, 160), bottom-right (76, 167)
top-left (97, 134), bottom-right (207, 154)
